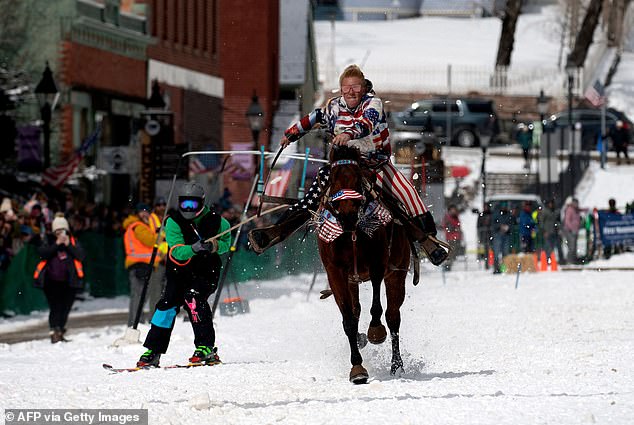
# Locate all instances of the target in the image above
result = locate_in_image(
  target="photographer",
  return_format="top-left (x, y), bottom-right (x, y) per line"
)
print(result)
top-left (33, 213), bottom-right (85, 343)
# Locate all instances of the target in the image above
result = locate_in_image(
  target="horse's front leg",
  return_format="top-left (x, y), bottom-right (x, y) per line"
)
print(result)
top-left (367, 263), bottom-right (387, 345)
top-left (328, 266), bottom-right (368, 384)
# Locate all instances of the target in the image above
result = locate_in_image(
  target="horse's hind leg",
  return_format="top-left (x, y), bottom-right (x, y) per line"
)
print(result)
top-left (385, 269), bottom-right (407, 375)
top-left (367, 269), bottom-right (387, 344)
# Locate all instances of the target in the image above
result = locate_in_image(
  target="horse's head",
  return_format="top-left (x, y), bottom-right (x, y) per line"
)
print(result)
top-left (327, 145), bottom-right (365, 231)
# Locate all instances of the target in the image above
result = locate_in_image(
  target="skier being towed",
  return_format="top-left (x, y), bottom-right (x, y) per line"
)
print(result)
top-left (137, 182), bottom-right (231, 367)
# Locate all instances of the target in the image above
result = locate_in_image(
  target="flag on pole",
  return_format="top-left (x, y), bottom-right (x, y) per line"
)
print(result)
top-left (584, 80), bottom-right (606, 107)
top-left (42, 127), bottom-right (101, 188)
top-left (188, 157), bottom-right (207, 176)
top-left (265, 159), bottom-right (295, 198)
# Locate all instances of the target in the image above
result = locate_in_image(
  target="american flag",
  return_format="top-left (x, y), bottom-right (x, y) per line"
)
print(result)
top-left (318, 208), bottom-right (344, 243)
top-left (42, 127), bottom-right (101, 188)
top-left (188, 157), bottom-right (208, 176)
top-left (266, 159), bottom-right (295, 197)
top-left (584, 79), bottom-right (606, 107)
top-left (331, 189), bottom-right (364, 202)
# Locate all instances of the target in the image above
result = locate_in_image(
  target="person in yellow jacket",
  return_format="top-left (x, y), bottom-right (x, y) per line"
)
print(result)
top-left (123, 203), bottom-right (156, 326)
top-left (33, 214), bottom-right (85, 343)
top-left (147, 197), bottom-right (168, 315)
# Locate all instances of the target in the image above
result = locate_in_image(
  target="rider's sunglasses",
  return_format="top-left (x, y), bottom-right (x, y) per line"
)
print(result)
top-left (179, 199), bottom-right (200, 211)
top-left (341, 84), bottom-right (362, 94)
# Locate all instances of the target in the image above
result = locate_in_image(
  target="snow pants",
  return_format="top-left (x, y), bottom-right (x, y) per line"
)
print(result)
top-left (43, 281), bottom-right (76, 331)
top-left (143, 273), bottom-right (217, 354)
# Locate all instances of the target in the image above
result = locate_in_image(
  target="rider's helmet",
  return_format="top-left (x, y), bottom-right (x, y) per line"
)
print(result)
top-left (178, 182), bottom-right (205, 220)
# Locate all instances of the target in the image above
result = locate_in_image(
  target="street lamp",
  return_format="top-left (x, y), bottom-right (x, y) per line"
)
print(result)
top-left (537, 90), bottom-right (550, 200)
top-left (245, 93), bottom-right (264, 150)
top-left (566, 65), bottom-right (576, 197)
top-left (480, 131), bottom-right (491, 269)
top-left (34, 62), bottom-right (58, 170)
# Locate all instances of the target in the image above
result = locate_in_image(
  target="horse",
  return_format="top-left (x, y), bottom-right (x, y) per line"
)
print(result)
top-left (317, 145), bottom-right (417, 384)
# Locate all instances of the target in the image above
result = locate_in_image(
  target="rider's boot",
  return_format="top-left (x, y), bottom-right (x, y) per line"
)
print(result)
top-left (248, 208), bottom-right (312, 254)
top-left (411, 211), bottom-right (449, 266)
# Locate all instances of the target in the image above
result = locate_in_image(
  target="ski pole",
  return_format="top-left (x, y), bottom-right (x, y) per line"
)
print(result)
top-left (132, 158), bottom-right (181, 329)
top-left (211, 174), bottom-right (259, 318)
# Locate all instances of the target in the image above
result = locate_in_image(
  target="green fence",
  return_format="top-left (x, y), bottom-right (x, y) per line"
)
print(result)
top-left (0, 231), bottom-right (321, 316)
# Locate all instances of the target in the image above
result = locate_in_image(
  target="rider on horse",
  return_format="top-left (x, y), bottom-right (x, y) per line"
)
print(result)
top-left (248, 65), bottom-right (444, 263)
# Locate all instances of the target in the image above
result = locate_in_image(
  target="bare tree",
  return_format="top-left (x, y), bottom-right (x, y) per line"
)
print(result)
top-left (495, 0), bottom-right (523, 66)
top-left (566, 0), bottom-right (603, 67)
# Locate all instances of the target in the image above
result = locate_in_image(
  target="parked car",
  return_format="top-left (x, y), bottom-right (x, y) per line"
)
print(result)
top-left (391, 98), bottom-right (500, 147)
top-left (545, 108), bottom-right (633, 151)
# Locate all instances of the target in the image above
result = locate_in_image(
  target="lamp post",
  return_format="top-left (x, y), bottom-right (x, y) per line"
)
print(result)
top-left (566, 65), bottom-right (576, 197)
top-left (34, 62), bottom-right (58, 170)
top-left (537, 90), bottom-right (550, 200)
top-left (246, 93), bottom-right (264, 151)
top-left (480, 132), bottom-right (491, 269)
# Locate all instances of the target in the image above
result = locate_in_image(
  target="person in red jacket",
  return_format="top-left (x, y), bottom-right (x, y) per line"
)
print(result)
top-left (442, 205), bottom-right (463, 271)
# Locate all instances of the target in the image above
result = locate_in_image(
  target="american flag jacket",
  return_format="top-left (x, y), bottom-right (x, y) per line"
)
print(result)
top-left (284, 92), bottom-right (391, 156)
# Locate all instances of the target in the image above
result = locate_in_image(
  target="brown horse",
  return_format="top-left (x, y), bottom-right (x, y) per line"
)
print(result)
top-left (318, 145), bottom-right (414, 384)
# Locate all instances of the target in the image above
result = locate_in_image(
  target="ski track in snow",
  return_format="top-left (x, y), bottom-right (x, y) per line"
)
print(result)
top-left (1, 270), bottom-right (634, 424)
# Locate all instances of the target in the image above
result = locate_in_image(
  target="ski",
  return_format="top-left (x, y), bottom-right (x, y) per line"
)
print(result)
top-left (103, 361), bottom-right (221, 373)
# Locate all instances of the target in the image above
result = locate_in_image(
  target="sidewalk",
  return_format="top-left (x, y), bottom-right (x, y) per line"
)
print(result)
top-left (0, 312), bottom-right (128, 344)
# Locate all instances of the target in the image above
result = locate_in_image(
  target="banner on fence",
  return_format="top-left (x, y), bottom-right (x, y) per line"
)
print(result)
top-left (597, 212), bottom-right (634, 247)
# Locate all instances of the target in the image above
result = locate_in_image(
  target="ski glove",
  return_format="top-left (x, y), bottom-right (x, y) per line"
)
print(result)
top-left (192, 239), bottom-right (218, 254)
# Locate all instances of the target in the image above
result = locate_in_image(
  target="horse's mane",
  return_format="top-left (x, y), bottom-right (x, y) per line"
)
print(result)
top-left (330, 145), bottom-right (361, 162)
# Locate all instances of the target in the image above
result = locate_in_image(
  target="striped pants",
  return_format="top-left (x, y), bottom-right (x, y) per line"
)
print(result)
top-left (289, 161), bottom-right (427, 217)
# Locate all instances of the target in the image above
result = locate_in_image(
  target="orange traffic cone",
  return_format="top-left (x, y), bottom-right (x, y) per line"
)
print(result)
top-left (550, 252), bottom-right (558, 271)
top-left (533, 253), bottom-right (540, 272)
top-left (487, 249), bottom-right (494, 267)
top-left (540, 251), bottom-right (548, 272)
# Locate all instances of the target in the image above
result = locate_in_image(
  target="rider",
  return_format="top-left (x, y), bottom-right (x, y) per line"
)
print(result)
top-left (137, 182), bottom-right (231, 367)
top-left (248, 64), bottom-right (442, 261)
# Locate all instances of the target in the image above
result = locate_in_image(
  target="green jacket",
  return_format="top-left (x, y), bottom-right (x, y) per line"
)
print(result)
top-left (165, 206), bottom-right (231, 262)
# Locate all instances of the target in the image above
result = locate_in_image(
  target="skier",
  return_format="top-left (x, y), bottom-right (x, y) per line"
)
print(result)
top-left (137, 182), bottom-right (231, 367)
top-left (248, 64), bottom-right (443, 263)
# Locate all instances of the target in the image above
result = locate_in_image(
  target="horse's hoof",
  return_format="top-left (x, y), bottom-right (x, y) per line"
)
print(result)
top-left (357, 332), bottom-right (368, 349)
top-left (367, 324), bottom-right (387, 345)
top-left (349, 365), bottom-right (369, 384)
top-left (390, 364), bottom-right (405, 377)
top-left (319, 289), bottom-right (333, 299)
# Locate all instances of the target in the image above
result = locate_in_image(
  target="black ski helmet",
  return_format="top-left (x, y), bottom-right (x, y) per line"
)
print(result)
top-left (178, 182), bottom-right (205, 220)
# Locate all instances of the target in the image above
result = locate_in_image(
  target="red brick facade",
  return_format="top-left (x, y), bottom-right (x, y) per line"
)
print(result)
top-left (219, 0), bottom-right (280, 199)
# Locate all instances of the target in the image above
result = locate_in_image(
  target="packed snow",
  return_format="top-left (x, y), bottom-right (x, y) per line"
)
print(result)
top-left (1, 267), bottom-right (634, 424)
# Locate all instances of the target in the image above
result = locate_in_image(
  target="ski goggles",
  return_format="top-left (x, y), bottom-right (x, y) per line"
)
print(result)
top-left (179, 198), bottom-right (202, 211)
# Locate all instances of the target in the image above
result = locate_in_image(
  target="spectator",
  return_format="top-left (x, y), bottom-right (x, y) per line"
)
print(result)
top-left (603, 198), bottom-right (623, 259)
top-left (491, 203), bottom-right (514, 274)
top-left (516, 124), bottom-right (532, 169)
top-left (562, 198), bottom-right (585, 264)
top-left (538, 199), bottom-right (560, 261)
top-left (148, 197), bottom-right (168, 316)
top-left (518, 202), bottom-right (536, 252)
top-left (442, 204), bottom-right (463, 271)
top-left (609, 120), bottom-right (631, 165)
top-left (33, 213), bottom-right (85, 343)
top-left (123, 203), bottom-right (157, 326)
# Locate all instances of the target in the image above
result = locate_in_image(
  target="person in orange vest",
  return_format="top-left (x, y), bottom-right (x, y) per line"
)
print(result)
top-left (147, 197), bottom-right (168, 315)
top-left (123, 203), bottom-right (156, 327)
top-left (33, 213), bottom-right (85, 343)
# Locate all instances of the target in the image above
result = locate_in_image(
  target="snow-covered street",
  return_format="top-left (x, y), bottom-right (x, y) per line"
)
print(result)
top-left (2, 266), bottom-right (633, 424)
